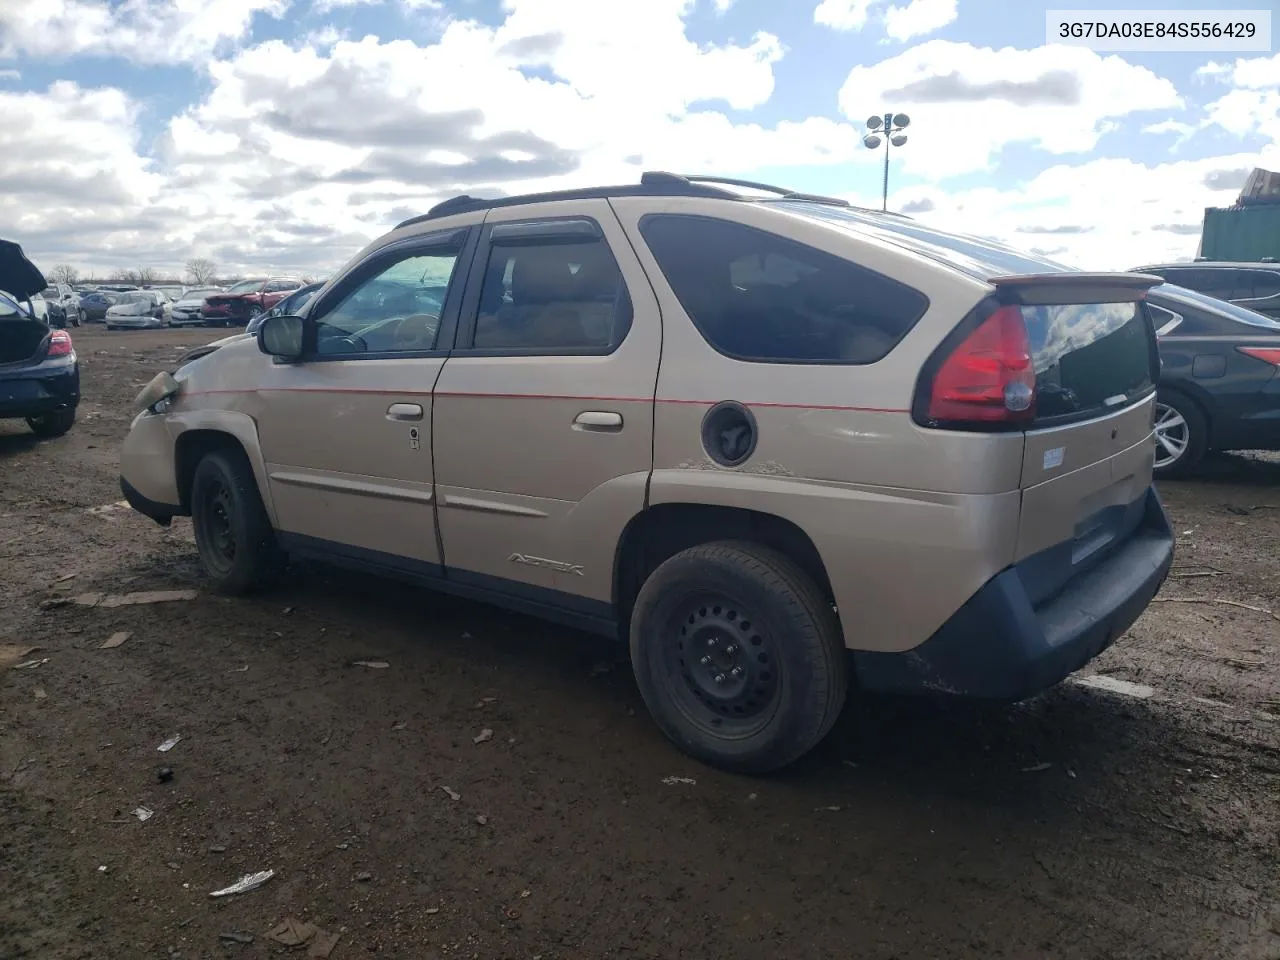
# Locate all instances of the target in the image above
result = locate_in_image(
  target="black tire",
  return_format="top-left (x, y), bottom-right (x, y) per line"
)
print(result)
top-left (1153, 390), bottom-right (1208, 479)
top-left (26, 408), bottom-right (76, 438)
top-left (629, 541), bottom-right (847, 774)
top-left (190, 448), bottom-right (282, 595)
top-left (75, 310), bottom-right (85, 326)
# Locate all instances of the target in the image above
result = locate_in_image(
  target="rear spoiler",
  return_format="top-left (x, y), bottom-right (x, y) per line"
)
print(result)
top-left (988, 272), bottom-right (1164, 306)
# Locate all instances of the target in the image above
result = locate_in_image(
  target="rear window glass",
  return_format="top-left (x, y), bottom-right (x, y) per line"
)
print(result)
top-left (772, 201), bottom-right (1073, 280)
top-left (640, 214), bottom-right (929, 364)
top-left (1022, 302), bottom-right (1157, 421)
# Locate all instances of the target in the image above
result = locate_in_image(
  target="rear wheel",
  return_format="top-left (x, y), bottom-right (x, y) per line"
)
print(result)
top-left (26, 408), bottom-right (76, 438)
top-left (630, 541), bottom-right (847, 774)
top-left (191, 448), bottom-right (282, 595)
top-left (76, 309), bottom-right (85, 326)
top-left (1153, 391), bottom-right (1208, 479)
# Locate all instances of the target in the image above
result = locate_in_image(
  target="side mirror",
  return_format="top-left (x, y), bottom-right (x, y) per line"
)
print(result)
top-left (258, 313), bottom-right (305, 362)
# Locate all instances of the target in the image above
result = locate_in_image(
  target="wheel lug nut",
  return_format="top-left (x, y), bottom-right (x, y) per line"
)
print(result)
top-left (706, 638), bottom-right (717, 648)
top-left (700, 656), bottom-right (712, 666)
top-left (724, 644), bottom-right (737, 655)
top-left (714, 673), bottom-right (727, 684)
top-left (730, 666), bottom-right (743, 678)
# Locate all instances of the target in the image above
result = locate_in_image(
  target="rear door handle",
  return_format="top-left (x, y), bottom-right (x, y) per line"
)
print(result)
top-left (386, 402), bottom-right (424, 421)
top-left (573, 410), bottom-right (623, 431)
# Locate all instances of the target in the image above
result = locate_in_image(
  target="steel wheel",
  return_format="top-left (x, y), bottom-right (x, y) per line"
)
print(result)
top-left (1153, 401), bottom-right (1190, 469)
top-left (661, 592), bottom-right (782, 739)
top-left (195, 476), bottom-right (237, 576)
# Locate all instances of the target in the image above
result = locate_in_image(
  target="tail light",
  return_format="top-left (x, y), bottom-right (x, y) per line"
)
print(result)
top-left (1237, 346), bottom-right (1280, 367)
top-left (47, 330), bottom-right (73, 358)
top-left (924, 305), bottom-right (1036, 424)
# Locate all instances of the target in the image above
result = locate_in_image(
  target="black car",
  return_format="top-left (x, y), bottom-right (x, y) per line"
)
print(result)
top-left (1135, 262), bottom-right (1280, 320)
top-left (80, 290), bottom-right (119, 322)
top-left (0, 240), bottom-right (80, 437)
top-left (1147, 284), bottom-right (1280, 476)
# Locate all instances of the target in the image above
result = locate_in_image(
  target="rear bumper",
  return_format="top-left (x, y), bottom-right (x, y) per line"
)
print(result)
top-left (0, 365), bottom-right (80, 418)
top-left (853, 486), bottom-right (1174, 701)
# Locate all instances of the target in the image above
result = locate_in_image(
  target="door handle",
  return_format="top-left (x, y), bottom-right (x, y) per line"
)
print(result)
top-left (573, 410), bottom-right (623, 431)
top-left (386, 402), bottom-right (424, 421)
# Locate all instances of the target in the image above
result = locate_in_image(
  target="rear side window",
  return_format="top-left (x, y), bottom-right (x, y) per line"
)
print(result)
top-left (471, 238), bottom-right (632, 352)
top-left (640, 215), bottom-right (929, 364)
top-left (1022, 302), bottom-right (1157, 420)
top-left (1246, 269), bottom-right (1280, 300)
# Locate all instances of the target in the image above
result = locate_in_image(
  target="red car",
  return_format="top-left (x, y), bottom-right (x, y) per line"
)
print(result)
top-left (201, 278), bottom-right (303, 327)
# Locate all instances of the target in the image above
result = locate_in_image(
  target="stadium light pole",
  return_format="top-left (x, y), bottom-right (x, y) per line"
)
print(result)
top-left (863, 112), bottom-right (910, 212)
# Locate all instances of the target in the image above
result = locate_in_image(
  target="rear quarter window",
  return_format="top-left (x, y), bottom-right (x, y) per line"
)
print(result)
top-left (639, 214), bottom-right (929, 364)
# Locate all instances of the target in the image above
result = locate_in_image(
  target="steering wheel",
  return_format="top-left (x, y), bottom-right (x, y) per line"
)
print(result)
top-left (393, 313), bottom-right (439, 350)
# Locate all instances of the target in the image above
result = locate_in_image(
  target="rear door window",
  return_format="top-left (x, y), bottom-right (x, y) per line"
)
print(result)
top-left (640, 214), bottom-right (928, 364)
top-left (1021, 302), bottom-right (1158, 421)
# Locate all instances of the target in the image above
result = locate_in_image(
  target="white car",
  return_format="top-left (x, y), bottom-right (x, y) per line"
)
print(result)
top-left (169, 287), bottom-right (222, 326)
top-left (40, 283), bottom-right (81, 324)
top-left (105, 291), bottom-right (168, 330)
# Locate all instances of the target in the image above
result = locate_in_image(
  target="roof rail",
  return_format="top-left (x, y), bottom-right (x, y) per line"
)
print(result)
top-left (394, 175), bottom-right (743, 229)
top-left (650, 173), bottom-right (851, 208)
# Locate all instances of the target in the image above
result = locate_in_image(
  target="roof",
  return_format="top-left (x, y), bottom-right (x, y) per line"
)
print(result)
top-left (395, 172), bottom-right (878, 229)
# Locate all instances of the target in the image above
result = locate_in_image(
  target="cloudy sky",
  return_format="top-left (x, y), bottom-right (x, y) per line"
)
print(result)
top-left (0, 0), bottom-right (1277, 279)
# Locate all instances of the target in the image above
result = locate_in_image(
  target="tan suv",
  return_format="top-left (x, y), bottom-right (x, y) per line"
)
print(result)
top-left (121, 173), bottom-right (1175, 773)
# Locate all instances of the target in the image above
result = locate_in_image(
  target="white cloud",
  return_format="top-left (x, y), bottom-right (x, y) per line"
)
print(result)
top-left (0, 0), bottom-right (289, 65)
top-left (1199, 54), bottom-right (1280, 143)
top-left (883, 0), bottom-right (956, 41)
top-left (0, 68), bottom-right (20, 80)
top-left (883, 151), bottom-right (1279, 270)
top-left (814, 0), bottom-right (877, 31)
top-left (1143, 119), bottom-right (1194, 137)
top-left (1197, 52), bottom-right (1280, 89)
top-left (312, 0), bottom-right (379, 12)
top-left (712, 0), bottom-right (736, 11)
top-left (837, 41), bottom-right (1182, 179)
top-left (5, 1), bottom-right (870, 274)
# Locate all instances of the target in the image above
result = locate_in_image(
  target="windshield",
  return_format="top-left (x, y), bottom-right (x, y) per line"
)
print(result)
top-left (0, 291), bottom-right (23, 318)
top-left (1153, 283), bottom-right (1280, 330)
top-left (226, 280), bottom-right (262, 294)
top-left (184, 288), bottom-right (219, 299)
top-left (117, 292), bottom-right (150, 305)
top-left (40, 287), bottom-right (59, 299)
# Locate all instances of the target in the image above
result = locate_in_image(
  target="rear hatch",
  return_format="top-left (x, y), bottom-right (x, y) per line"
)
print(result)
top-left (914, 273), bottom-right (1163, 603)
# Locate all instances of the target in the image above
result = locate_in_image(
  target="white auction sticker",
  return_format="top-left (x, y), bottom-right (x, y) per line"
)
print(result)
top-left (1047, 10), bottom-right (1271, 51)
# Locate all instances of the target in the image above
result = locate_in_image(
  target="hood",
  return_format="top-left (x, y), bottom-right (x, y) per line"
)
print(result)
top-left (108, 301), bottom-right (151, 316)
top-left (207, 292), bottom-right (256, 302)
top-left (175, 297), bottom-right (208, 308)
top-left (0, 239), bottom-right (47, 301)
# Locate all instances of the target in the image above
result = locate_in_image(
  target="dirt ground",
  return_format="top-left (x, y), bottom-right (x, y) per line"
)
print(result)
top-left (1, 326), bottom-right (1278, 960)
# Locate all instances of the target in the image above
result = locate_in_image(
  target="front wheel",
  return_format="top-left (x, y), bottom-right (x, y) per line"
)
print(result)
top-left (26, 408), bottom-right (76, 438)
top-left (629, 541), bottom-right (847, 774)
top-left (1153, 392), bottom-right (1208, 479)
top-left (191, 448), bottom-right (283, 595)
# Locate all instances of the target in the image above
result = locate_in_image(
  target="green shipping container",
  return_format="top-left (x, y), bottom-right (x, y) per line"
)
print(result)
top-left (1199, 205), bottom-right (1280, 261)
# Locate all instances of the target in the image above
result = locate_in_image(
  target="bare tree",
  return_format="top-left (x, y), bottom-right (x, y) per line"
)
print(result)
top-left (50, 263), bottom-right (79, 285)
top-left (185, 257), bottom-right (217, 285)
top-left (135, 265), bottom-right (158, 287)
